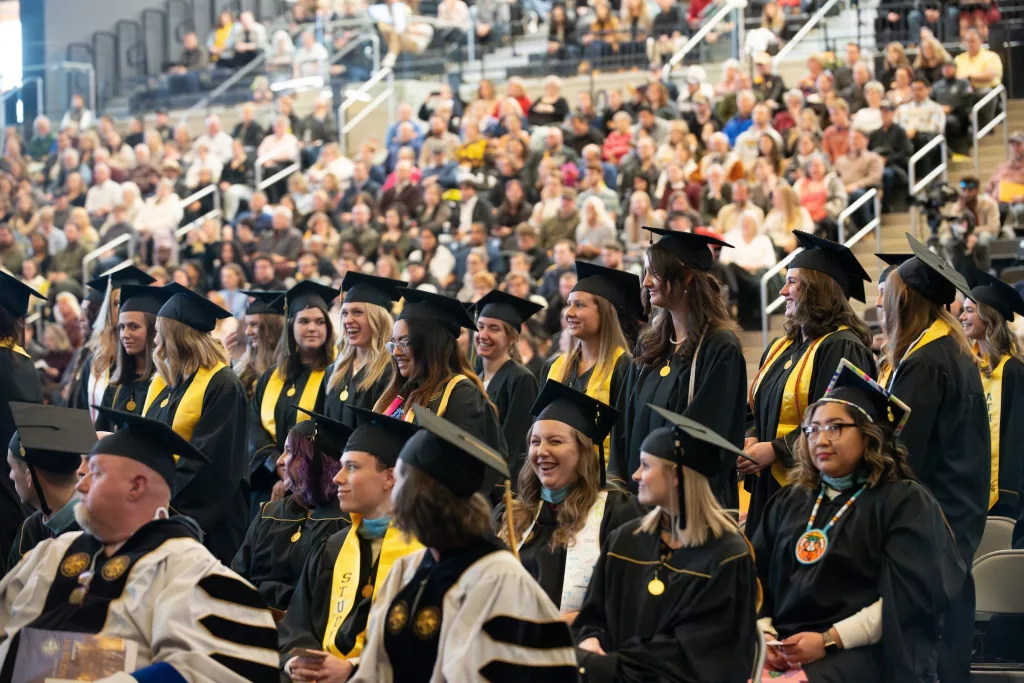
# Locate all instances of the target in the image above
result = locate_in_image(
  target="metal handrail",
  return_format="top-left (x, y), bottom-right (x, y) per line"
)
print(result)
top-left (772, 0), bottom-right (840, 66)
top-left (758, 193), bottom-right (882, 347)
top-left (22, 62), bottom-right (94, 119)
top-left (837, 187), bottom-right (878, 243)
top-left (0, 76), bottom-right (44, 133)
top-left (662, 0), bottom-right (745, 79)
top-left (177, 183), bottom-right (221, 216)
top-left (257, 161), bottom-right (300, 192)
top-left (322, 13), bottom-right (474, 61)
top-left (176, 208), bottom-right (224, 240)
top-left (337, 67), bottom-right (394, 154)
top-left (908, 134), bottom-right (948, 237)
top-left (329, 32), bottom-right (381, 74)
top-left (81, 233), bottom-right (134, 284)
top-left (190, 49), bottom-right (269, 111)
top-left (255, 145), bottom-right (301, 187)
top-left (971, 84), bottom-right (1008, 176)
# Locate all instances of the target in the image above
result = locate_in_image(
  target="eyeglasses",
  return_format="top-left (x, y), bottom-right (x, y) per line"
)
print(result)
top-left (385, 339), bottom-right (410, 354)
top-left (801, 423), bottom-right (858, 441)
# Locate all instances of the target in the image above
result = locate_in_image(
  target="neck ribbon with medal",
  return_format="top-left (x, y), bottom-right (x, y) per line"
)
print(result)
top-left (795, 482), bottom-right (865, 565)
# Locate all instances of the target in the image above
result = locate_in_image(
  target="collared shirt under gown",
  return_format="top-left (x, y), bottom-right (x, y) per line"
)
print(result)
top-left (6, 494), bottom-right (80, 574)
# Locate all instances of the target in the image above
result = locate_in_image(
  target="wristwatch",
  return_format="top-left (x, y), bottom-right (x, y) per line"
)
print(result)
top-left (821, 630), bottom-right (838, 651)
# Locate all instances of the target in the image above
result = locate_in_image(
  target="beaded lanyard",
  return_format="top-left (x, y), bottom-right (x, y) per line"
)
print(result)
top-left (794, 484), bottom-right (865, 565)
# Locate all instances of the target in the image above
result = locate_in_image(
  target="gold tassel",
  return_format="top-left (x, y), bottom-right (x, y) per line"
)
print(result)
top-left (503, 479), bottom-right (520, 562)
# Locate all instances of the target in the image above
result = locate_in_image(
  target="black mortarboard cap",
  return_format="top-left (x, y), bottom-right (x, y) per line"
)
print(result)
top-left (475, 289), bottom-right (544, 328)
top-left (241, 290), bottom-right (286, 316)
top-left (85, 286), bottom-right (106, 305)
top-left (572, 261), bottom-right (645, 323)
top-left (0, 270), bottom-right (45, 317)
top-left (157, 289), bottom-right (232, 333)
top-left (968, 269), bottom-right (1024, 322)
top-left (9, 403), bottom-right (95, 475)
top-left (397, 287), bottom-right (477, 337)
top-left (86, 265), bottom-right (155, 294)
top-left (120, 284), bottom-right (179, 316)
top-left (342, 271), bottom-right (407, 310)
top-left (820, 359), bottom-right (910, 435)
top-left (294, 407), bottom-right (355, 460)
top-left (898, 233), bottom-right (972, 305)
top-left (286, 281), bottom-right (341, 317)
top-left (531, 380), bottom-right (620, 486)
top-left (876, 253), bottom-right (913, 284)
top-left (400, 407), bottom-right (510, 498)
top-left (344, 406), bottom-right (421, 468)
top-left (644, 227), bottom-right (733, 272)
top-left (90, 407), bottom-right (210, 488)
top-left (790, 231), bottom-right (871, 302)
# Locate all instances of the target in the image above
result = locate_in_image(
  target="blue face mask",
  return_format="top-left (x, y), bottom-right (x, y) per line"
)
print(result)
top-left (541, 486), bottom-right (570, 504)
top-left (359, 515), bottom-right (391, 539)
top-left (821, 471), bottom-right (867, 491)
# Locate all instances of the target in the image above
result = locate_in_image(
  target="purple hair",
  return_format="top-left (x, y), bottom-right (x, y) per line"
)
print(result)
top-left (286, 421), bottom-right (342, 509)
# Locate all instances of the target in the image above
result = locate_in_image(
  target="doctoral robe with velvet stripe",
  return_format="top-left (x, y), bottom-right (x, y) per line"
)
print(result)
top-left (0, 343), bottom-right (42, 570)
top-left (573, 519), bottom-right (758, 683)
top-left (0, 518), bottom-right (280, 683)
top-left (318, 360), bottom-right (394, 428)
top-left (144, 366), bottom-right (249, 564)
top-left (231, 496), bottom-right (349, 612)
top-left (483, 359), bottom-right (539, 479)
top-left (612, 329), bottom-right (747, 508)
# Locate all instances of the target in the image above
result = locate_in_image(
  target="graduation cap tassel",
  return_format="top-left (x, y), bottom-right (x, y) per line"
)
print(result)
top-left (503, 479), bottom-right (520, 562)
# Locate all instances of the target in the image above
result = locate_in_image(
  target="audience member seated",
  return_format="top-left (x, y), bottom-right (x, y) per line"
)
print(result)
top-left (869, 101), bottom-right (913, 211)
top-left (224, 10), bottom-right (268, 68)
top-left (834, 129), bottom-right (884, 228)
top-left (793, 154), bottom-right (847, 240)
top-left (764, 184), bottom-right (814, 254)
top-left (954, 28), bottom-right (1003, 123)
top-left (720, 211), bottom-right (777, 329)
top-left (821, 100), bottom-right (853, 164)
top-left (930, 61), bottom-right (973, 156)
top-left (716, 180), bottom-right (764, 234)
top-left (985, 132), bottom-right (1024, 213)
top-left (895, 76), bottom-right (946, 176)
top-left (851, 82), bottom-right (886, 135)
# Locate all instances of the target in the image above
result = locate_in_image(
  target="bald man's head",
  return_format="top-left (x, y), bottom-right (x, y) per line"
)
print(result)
top-left (75, 453), bottom-right (171, 545)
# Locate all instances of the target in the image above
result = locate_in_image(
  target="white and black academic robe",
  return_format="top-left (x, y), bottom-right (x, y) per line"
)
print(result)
top-left (0, 518), bottom-right (280, 683)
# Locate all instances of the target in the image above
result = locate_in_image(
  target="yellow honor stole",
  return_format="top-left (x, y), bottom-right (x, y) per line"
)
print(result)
top-left (401, 374), bottom-right (468, 423)
top-left (260, 367), bottom-right (326, 441)
top-left (750, 328), bottom-right (848, 485)
top-left (878, 319), bottom-right (952, 388)
top-left (548, 347), bottom-right (626, 460)
top-left (143, 362), bottom-right (227, 461)
top-left (323, 516), bottom-right (424, 658)
top-left (0, 338), bottom-right (29, 357)
top-left (978, 347), bottom-right (1010, 510)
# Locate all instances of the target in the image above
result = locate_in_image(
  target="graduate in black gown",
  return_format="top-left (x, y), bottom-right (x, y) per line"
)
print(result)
top-left (614, 228), bottom-right (746, 508)
top-left (753, 359), bottom-right (965, 682)
top-left (279, 407), bottom-right (424, 683)
top-left (541, 261), bottom-right (641, 454)
top-left (0, 272), bottom-right (46, 565)
top-left (741, 231), bottom-right (876, 536)
top-left (4, 404), bottom-right (94, 573)
top-left (958, 269), bottom-right (1024, 519)
top-left (95, 284), bottom-right (176, 432)
top-left (474, 289), bottom-right (543, 476)
top-left (574, 406), bottom-right (761, 683)
top-left (349, 408), bottom-right (580, 682)
top-left (496, 380), bottom-right (643, 620)
top-left (234, 290), bottom-right (286, 399)
top-left (232, 410), bottom-right (350, 613)
top-left (373, 288), bottom-right (509, 465)
top-left (319, 272), bottom-right (404, 427)
top-left (878, 236), bottom-right (990, 683)
top-left (143, 288), bottom-right (250, 564)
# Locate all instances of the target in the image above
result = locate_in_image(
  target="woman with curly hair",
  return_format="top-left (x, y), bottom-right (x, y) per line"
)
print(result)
top-left (754, 359), bottom-right (964, 681)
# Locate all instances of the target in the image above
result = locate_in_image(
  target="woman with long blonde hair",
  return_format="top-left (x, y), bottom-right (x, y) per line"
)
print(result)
top-left (742, 231), bottom-right (874, 537)
top-left (575, 407), bottom-right (760, 681)
top-left (321, 272), bottom-right (403, 427)
top-left (764, 183), bottom-right (815, 254)
top-left (234, 291), bottom-right (286, 399)
top-left (959, 270), bottom-right (1024, 518)
top-left (144, 287), bottom-right (248, 563)
top-left (878, 237), bottom-right (988, 682)
top-left (497, 381), bottom-right (642, 623)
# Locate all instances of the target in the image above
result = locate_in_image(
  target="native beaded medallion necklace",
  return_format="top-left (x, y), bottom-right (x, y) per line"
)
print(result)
top-left (794, 484), bottom-right (866, 565)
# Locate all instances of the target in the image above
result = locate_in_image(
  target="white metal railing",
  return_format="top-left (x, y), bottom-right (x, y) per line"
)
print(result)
top-left (908, 134), bottom-right (948, 237)
top-left (81, 233), bottom-right (134, 284)
top-left (772, 0), bottom-right (840, 66)
top-left (175, 208), bottom-right (224, 240)
top-left (324, 14), bottom-right (474, 62)
top-left (330, 32), bottom-right (381, 73)
top-left (191, 50), bottom-right (268, 111)
top-left (758, 192), bottom-right (882, 347)
top-left (257, 162), bottom-right (301, 193)
top-left (337, 67), bottom-right (395, 155)
top-left (255, 148), bottom-right (301, 189)
top-left (837, 188), bottom-right (879, 243)
top-left (662, 0), bottom-right (746, 79)
top-left (971, 84), bottom-right (1008, 176)
top-left (177, 183), bottom-right (221, 217)
top-left (0, 76), bottom-right (43, 133)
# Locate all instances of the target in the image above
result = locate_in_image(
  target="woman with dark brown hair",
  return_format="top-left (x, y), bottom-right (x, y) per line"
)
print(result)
top-left (349, 408), bottom-right (578, 681)
top-left (613, 229), bottom-right (747, 509)
top-left (741, 231), bottom-right (875, 537)
top-left (878, 237), bottom-right (990, 683)
top-left (754, 360), bottom-right (963, 681)
top-left (959, 270), bottom-right (1024, 518)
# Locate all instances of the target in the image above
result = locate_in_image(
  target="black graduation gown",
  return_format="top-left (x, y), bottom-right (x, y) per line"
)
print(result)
top-left (573, 519), bottom-right (759, 683)
top-left (745, 330), bottom-right (875, 538)
top-left (540, 353), bottom-right (630, 404)
top-left (493, 489), bottom-right (644, 610)
top-left (752, 480), bottom-right (966, 683)
top-left (0, 344), bottom-right (43, 565)
top-left (990, 357), bottom-right (1024, 519)
top-left (94, 375), bottom-right (151, 431)
top-left (484, 359), bottom-right (539, 480)
top-left (318, 361), bottom-right (394, 428)
top-left (396, 379), bottom-right (510, 462)
top-left (144, 366), bottom-right (249, 564)
top-left (888, 336), bottom-right (990, 564)
top-left (278, 525), bottom-right (379, 667)
top-left (249, 365), bottom-right (327, 500)
top-left (613, 330), bottom-right (747, 507)
top-left (62, 349), bottom-right (91, 410)
top-left (5, 495), bottom-right (81, 574)
top-left (231, 496), bottom-right (349, 612)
